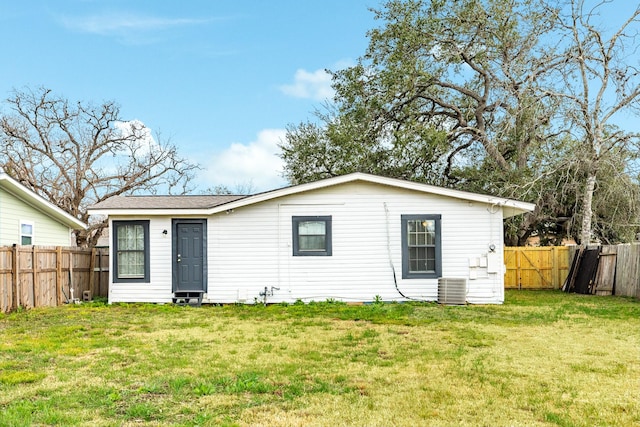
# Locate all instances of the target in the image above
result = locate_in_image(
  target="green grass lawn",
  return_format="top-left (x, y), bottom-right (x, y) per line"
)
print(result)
top-left (0, 290), bottom-right (638, 426)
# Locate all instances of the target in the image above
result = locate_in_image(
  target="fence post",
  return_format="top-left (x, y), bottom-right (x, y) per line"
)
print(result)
top-left (98, 249), bottom-right (103, 296)
top-left (69, 251), bottom-right (74, 301)
top-left (56, 246), bottom-right (63, 305)
top-left (11, 245), bottom-right (19, 310)
top-left (32, 246), bottom-right (38, 308)
top-left (89, 247), bottom-right (96, 298)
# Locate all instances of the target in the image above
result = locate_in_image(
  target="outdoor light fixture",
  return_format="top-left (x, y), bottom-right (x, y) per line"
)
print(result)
top-left (162, 229), bottom-right (168, 235)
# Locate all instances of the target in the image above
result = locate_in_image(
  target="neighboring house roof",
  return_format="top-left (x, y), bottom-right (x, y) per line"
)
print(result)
top-left (89, 173), bottom-right (535, 218)
top-left (0, 171), bottom-right (87, 230)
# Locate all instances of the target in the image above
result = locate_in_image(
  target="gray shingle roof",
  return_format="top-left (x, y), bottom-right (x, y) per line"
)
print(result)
top-left (90, 194), bottom-right (247, 210)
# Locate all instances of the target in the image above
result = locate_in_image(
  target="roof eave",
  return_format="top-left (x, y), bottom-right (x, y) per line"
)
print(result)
top-left (1, 173), bottom-right (88, 230)
top-left (88, 208), bottom-right (214, 216)
top-left (499, 201), bottom-right (537, 218)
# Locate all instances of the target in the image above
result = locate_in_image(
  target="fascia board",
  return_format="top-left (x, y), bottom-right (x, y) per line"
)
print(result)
top-left (0, 173), bottom-right (87, 229)
top-left (88, 208), bottom-right (213, 217)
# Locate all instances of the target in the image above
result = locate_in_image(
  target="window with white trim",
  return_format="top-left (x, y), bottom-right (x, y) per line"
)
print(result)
top-left (401, 214), bottom-right (441, 279)
top-left (20, 221), bottom-right (34, 245)
top-left (113, 220), bottom-right (150, 283)
top-left (292, 216), bottom-right (332, 256)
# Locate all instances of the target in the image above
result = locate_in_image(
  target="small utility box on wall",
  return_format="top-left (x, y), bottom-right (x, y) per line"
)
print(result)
top-left (487, 252), bottom-right (500, 273)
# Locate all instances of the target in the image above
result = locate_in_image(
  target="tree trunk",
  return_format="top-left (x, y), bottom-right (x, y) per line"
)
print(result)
top-left (579, 172), bottom-right (597, 246)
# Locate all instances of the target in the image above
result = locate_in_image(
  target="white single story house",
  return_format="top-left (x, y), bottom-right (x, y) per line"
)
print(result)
top-left (88, 173), bottom-right (534, 305)
top-left (0, 171), bottom-right (87, 246)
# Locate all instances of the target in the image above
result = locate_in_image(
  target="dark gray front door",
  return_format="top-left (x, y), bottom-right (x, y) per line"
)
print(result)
top-left (172, 219), bottom-right (207, 293)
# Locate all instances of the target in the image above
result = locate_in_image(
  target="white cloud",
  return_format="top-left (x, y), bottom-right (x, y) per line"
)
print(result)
top-left (200, 129), bottom-right (287, 193)
top-left (57, 12), bottom-right (211, 43)
top-left (66, 15), bottom-right (204, 34)
top-left (279, 68), bottom-right (334, 101)
top-left (114, 119), bottom-right (153, 142)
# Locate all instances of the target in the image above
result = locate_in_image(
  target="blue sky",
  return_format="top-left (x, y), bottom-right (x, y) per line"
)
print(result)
top-left (1, 1), bottom-right (637, 193)
top-left (0, 0), bottom-right (381, 192)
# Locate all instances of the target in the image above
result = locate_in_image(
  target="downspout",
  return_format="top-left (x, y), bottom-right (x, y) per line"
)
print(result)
top-left (277, 203), bottom-right (281, 291)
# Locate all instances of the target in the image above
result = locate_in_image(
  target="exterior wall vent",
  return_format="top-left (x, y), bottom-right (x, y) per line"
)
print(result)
top-left (437, 278), bottom-right (467, 305)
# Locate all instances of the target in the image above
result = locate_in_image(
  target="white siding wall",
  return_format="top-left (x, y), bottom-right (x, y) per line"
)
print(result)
top-left (108, 181), bottom-right (507, 305)
top-left (206, 181), bottom-right (505, 304)
top-left (107, 216), bottom-right (175, 303)
top-left (0, 187), bottom-right (73, 246)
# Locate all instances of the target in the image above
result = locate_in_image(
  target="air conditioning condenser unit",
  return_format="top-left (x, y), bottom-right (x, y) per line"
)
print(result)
top-left (437, 278), bottom-right (467, 305)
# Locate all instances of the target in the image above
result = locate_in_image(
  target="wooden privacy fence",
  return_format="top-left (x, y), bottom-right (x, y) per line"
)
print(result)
top-left (0, 246), bottom-right (109, 313)
top-left (506, 244), bottom-right (640, 297)
top-left (613, 244), bottom-right (640, 298)
top-left (504, 246), bottom-right (570, 289)
top-left (566, 244), bottom-right (640, 298)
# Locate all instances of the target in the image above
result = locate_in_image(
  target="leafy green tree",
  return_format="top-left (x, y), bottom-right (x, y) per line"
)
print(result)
top-left (283, 0), bottom-right (559, 180)
top-left (281, 0), bottom-right (640, 245)
top-left (282, 109), bottom-right (449, 185)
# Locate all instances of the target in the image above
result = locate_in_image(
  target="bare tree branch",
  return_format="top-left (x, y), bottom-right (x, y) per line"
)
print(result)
top-left (0, 87), bottom-right (200, 246)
